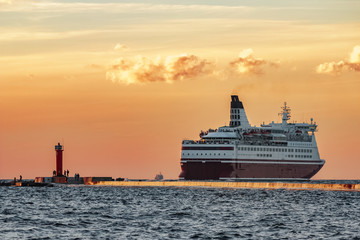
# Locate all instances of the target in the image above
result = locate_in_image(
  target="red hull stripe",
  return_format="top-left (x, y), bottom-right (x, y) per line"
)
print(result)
top-left (182, 146), bottom-right (234, 150)
top-left (181, 158), bottom-right (323, 164)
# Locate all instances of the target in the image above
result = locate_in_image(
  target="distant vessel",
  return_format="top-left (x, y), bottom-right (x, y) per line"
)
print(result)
top-left (179, 95), bottom-right (325, 180)
top-left (154, 173), bottom-right (164, 181)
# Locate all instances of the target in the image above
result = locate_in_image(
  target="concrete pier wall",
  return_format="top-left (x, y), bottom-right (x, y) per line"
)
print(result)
top-left (85, 181), bottom-right (360, 191)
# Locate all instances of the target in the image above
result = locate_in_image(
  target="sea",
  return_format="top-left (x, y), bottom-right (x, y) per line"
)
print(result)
top-left (1, 181), bottom-right (360, 239)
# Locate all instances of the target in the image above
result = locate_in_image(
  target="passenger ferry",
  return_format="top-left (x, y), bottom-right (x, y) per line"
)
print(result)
top-left (179, 96), bottom-right (325, 180)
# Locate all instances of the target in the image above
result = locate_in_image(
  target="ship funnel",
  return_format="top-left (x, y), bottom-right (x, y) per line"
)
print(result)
top-left (230, 95), bottom-right (250, 128)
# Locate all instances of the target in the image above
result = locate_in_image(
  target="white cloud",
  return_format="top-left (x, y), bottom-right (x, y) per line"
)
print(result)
top-left (229, 48), bottom-right (278, 75)
top-left (114, 44), bottom-right (128, 51)
top-left (317, 45), bottom-right (360, 74)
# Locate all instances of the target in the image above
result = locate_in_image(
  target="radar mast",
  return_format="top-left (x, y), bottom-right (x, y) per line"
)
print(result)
top-left (279, 102), bottom-right (291, 126)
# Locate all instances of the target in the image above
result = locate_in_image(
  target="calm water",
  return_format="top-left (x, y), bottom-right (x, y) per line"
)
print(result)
top-left (1, 183), bottom-right (360, 239)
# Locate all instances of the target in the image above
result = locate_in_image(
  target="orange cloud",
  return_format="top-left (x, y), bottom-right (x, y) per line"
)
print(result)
top-left (317, 45), bottom-right (360, 74)
top-left (229, 48), bottom-right (278, 75)
top-left (106, 54), bottom-right (212, 84)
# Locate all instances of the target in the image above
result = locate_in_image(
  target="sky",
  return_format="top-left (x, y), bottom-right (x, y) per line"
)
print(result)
top-left (0, 0), bottom-right (359, 179)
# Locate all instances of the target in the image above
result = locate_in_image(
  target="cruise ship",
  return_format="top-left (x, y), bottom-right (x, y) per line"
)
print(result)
top-left (179, 96), bottom-right (325, 180)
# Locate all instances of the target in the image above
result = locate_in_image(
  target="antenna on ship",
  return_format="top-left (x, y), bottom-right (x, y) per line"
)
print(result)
top-left (278, 102), bottom-right (291, 126)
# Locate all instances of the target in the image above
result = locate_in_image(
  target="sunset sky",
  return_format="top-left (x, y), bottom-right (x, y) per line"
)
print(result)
top-left (1, 0), bottom-right (359, 179)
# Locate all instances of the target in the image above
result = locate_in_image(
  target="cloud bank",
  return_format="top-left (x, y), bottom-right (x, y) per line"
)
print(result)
top-left (317, 45), bottom-right (360, 74)
top-left (106, 48), bottom-right (278, 85)
top-left (106, 54), bottom-right (212, 84)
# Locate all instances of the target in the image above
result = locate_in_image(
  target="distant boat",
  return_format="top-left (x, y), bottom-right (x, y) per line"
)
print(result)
top-left (154, 173), bottom-right (164, 181)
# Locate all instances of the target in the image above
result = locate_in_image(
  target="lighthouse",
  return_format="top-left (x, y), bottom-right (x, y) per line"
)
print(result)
top-left (55, 143), bottom-right (63, 176)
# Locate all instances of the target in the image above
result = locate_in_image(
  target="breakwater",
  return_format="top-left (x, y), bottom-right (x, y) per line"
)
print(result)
top-left (86, 180), bottom-right (360, 191)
